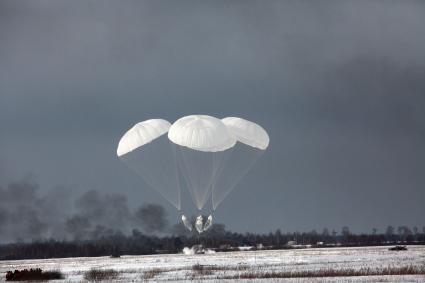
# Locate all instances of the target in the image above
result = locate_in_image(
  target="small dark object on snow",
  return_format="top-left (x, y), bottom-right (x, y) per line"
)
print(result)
top-left (5, 268), bottom-right (63, 281)
top-left (110, 254), bottom-right (121, 258)
top-left (389, 245), bottom-right (407, 251)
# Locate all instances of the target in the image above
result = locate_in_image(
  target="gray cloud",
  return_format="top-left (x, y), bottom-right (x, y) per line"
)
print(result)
top-left (1, 0), bottom-right (424, 233)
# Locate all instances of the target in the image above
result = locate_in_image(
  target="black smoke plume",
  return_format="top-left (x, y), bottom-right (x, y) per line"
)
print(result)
top-left (135, 204), bottom-right (168, 233)
top-left (0, 179), bottom-right (170, 243)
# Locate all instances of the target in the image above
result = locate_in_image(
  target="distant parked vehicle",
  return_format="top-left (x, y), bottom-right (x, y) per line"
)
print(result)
top-left (389, 245), bottom-right (407, 251)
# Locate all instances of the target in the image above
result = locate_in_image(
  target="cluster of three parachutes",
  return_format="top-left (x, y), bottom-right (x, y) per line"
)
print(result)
top-left (117, 115), bottom-right (269, 233)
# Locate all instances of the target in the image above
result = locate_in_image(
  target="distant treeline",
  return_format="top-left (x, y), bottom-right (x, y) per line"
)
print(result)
top-left (1, 224), bottom-right (424, 260)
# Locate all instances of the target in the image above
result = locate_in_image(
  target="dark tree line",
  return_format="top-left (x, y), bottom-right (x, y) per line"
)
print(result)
top-left (1, 225), bottom-right (424, 261)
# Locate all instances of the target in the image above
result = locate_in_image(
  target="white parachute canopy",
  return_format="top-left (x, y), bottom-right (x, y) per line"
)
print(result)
top-left (212, 117), bottom-right (269, 210)
top-left (117, 119), bottom-right (171, 157)
top-left (117, 119), bottom-right (181, 210)
top-left (168, 115), bottom-right (236, 210)
top-left (222, 117), bottom-right (269, 150)
top-left (168, 115), bottom-right (236, 152)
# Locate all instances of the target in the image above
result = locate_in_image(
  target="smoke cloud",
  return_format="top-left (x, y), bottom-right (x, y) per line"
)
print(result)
top-left (135, 204), bottom-right (168, 234)
top-left (0, 179), bottom-right (170, 243)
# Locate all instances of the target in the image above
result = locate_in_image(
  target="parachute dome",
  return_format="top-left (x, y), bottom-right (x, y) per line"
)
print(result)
top-left (222, 117), bottom-right (269, 150)
top-left (117, 119), bottom-right (171, 156)
top-left (168, 115), bottom-right (236, 152)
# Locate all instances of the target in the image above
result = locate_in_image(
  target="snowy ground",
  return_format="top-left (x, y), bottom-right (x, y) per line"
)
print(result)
top-left (1, 245), bottom-right (424, 282)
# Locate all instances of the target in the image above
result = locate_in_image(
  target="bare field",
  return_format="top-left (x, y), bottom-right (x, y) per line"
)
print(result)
top-left (1, 245), bottom-right (424, 282)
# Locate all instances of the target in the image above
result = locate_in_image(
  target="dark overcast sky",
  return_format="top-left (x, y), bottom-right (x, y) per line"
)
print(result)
top-left (1, 0), bottom-right (424, 233)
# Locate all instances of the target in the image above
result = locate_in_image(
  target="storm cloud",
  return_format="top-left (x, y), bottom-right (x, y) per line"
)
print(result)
top-left (1, 0), bottom-right (424, 233)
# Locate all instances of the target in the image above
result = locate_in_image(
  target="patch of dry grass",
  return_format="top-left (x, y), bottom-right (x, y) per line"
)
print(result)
top-left (5, 268), bottom-right (64, 281)
top-left (142, 268), bottom-right (164, 280)
top-left (218, 265), bottom-right (425, 279)
top-left (83, 268), bottom-right (119, 281)
top-left (192, 264), bottom-right (214, 276)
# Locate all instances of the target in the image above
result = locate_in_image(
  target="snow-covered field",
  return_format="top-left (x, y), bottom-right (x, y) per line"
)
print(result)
top-left (1, 245), bottom-right (424, 282)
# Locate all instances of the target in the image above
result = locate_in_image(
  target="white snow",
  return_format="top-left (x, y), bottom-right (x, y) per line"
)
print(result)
top-left (0, 245), bottom-right (424, 282)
